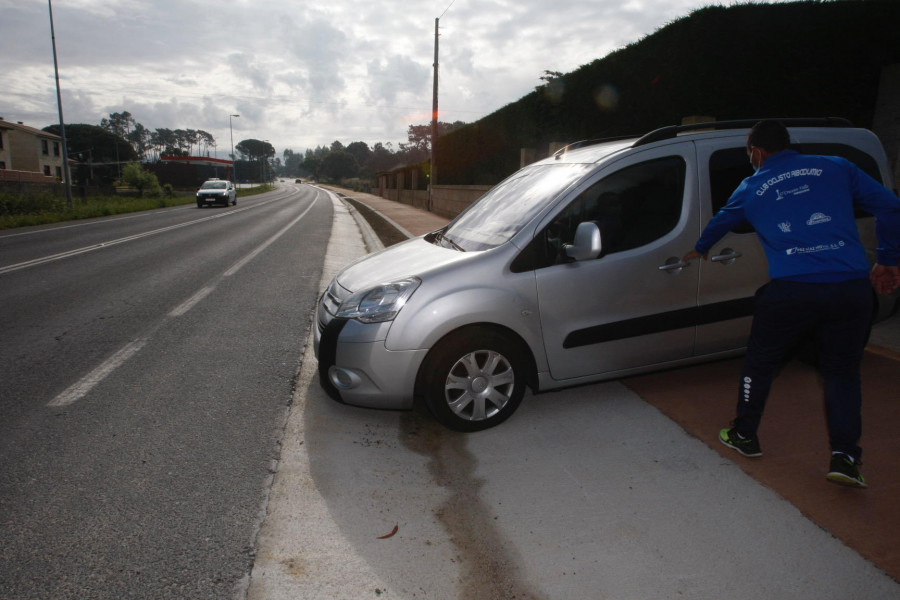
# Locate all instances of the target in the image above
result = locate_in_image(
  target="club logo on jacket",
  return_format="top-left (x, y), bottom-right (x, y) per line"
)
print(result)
top-left (806, 212), bottom-right (832, 226)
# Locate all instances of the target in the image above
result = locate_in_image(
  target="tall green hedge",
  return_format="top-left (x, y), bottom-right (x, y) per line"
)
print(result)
top-left (437, 1), bottom-right (900, 185)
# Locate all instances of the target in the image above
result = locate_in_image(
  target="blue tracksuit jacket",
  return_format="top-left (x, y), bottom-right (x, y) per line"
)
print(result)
top-left (695, 150), bottom-right (900, 282)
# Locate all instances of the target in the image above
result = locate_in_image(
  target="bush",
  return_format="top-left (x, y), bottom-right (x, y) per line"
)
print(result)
top-left (121, 162), bottom-right (162, 197)
top-left (0, 192), bottom-right (197, 229)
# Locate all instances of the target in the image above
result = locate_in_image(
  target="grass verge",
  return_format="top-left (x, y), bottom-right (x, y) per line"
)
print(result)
top-left (0, 184), bottom-right (275, 230)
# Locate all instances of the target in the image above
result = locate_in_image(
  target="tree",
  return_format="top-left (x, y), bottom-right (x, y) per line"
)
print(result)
top-left (235, 139), bottom-right (275, 182)
top-left (320, 151), bottom-right (358, 182)
top-left (151, 128), bottom-right (180, 158)
top-left (197, 130), bottom-right (216, 157)
top-left (235, 139), bottom-right (275, 161)
top-left (121, 162), bottom-right (161, 197)
top-left (368, 142), bottom-right (395, 168)
top-left (282, 149), bottom-right (303, 176)
top-left (301, 155), bottom-right (322, 180)
top-left (173, 129), bottom-right (193, 155)
top-left (400, 121), bottom-right (466, 162)
top-left (43, 123), bottom-right (137, 185)
top-left (345, 141), bottom-right (372, 167)
top-left (100, 111), bottom-right (135, 138)
top-left (127, 123), bottom-right (152, 162)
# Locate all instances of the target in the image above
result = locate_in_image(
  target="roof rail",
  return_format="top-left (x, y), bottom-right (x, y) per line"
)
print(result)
top-left (632, 117), bottom-right (854, 147)
top-left (553, 134), bottom-right (638, 159)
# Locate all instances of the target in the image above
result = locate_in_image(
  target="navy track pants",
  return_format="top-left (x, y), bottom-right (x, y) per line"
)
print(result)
top-left (734, 277), bottom-right (873, 462)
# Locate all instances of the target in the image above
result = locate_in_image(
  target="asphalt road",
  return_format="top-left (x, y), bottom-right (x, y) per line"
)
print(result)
top-left (0, 183), bottom-right (331, 598)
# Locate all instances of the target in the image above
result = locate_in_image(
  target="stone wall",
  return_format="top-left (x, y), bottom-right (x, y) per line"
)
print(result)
top-left (429, 185), bottom-right (493, 219)
top-left (0, 169), bottom-right (58, 184)
top-left (0, 178), bottom-right (63, 197)
top-left (375, 184), bottom-right (493, 219)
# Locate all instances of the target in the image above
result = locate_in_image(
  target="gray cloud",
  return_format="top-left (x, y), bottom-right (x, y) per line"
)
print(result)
top-left (0, 0), bottom-right (789, 154)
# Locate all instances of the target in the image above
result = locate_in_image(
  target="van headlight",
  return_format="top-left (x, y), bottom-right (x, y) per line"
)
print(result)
top-left (335, 277), bottom-right (421, 323)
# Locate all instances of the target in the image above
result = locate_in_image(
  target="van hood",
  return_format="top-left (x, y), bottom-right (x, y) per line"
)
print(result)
top-left (336, 236), bottom-right (474, 292)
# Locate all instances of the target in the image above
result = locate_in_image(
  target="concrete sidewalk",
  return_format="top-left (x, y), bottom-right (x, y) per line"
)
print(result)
top-left (321, 186), bottom-right (452, 238)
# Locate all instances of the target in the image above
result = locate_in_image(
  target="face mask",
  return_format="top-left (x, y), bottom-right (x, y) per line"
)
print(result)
top-left (749, 148), bottom-right (760, 173)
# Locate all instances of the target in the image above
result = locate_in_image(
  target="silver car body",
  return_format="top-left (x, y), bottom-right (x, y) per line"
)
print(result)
top-left (314, 123), bottom-right (896, 421)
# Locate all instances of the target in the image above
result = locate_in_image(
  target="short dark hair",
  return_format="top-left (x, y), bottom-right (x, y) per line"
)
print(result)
top-left (747, 120), bottom-right (790, 153)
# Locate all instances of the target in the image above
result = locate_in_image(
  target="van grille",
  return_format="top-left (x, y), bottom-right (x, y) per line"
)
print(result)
top-left (317, 280), bottom-right (347, 332)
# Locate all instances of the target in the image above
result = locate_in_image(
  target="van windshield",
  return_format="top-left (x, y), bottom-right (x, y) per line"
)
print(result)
top-left (442, 163), bottom-right (592, 251)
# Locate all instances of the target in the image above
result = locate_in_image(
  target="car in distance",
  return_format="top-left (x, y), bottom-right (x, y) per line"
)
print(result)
top-left (196, 179), bottom-right (236, 207)
top-left (295, 178), bottom-right (303, 183)
top-left (314, 118), bottom-right (898, 432)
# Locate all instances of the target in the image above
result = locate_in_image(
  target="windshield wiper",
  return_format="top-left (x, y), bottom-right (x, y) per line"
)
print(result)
top-left (433, 230), bottom-right (465, 252)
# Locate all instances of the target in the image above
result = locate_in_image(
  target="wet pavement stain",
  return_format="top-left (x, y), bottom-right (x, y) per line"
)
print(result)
top-left (400, 408), bottom-right (545, 600)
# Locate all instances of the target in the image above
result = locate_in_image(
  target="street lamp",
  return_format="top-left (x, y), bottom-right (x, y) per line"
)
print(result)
top-left (48, 0), bottom-right (73, 209)
top-left (229, 114), bottom-right (239, 182)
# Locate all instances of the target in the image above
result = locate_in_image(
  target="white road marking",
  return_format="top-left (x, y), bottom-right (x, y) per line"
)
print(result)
top-left (44, 197), bottom-right (318, 407)
top-left (0, 202), bottom-right (268, 276)
top-left (0, 206), bottom-right (194, 240)
top-left (47, 340), bottom-right (147, 407)
top-left (224, 201), bottom-right (316, 277)
top-left (169, 285), bottom-right (216, 317)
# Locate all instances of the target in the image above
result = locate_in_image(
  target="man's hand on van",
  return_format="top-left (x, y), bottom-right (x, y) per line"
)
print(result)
top-left (871, 263), bottom-right (900, 295)
top-left (683, 249), bottom-right (707, 262)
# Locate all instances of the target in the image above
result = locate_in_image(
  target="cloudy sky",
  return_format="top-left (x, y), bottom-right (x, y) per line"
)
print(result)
top-left (2, 0), bottom-right (784, 159)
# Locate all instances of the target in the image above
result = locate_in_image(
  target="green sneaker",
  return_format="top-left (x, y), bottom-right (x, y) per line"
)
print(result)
top-left (826, 453), bottom-right (868, 488)
top-left (719, 427), bottom-right (762, 457)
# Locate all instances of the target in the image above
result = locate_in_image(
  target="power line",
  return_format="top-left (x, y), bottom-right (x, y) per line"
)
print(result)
top-left (439, 0), bottom-right (456, 19)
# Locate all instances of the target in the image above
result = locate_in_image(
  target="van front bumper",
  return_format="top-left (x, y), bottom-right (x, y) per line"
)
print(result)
top-left (314, 316), bottom-right (427, 409)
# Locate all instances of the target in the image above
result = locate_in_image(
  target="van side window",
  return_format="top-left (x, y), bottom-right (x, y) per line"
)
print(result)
top-left (709, 148), bottom-right (756, 233)
top-left (794, 143), bottom-right (880, 180)
top-left (541, 156), bottom-right (685, 266)
top-left (794, 143), bottom-right (880, 219)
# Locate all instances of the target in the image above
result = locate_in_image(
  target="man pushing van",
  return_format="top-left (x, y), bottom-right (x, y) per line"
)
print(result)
top-left (684, 119), bottom-right (900, 487)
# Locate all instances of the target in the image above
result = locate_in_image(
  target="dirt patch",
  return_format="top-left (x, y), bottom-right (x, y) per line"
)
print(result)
top-left (341, 197), bottom-right (410, 247)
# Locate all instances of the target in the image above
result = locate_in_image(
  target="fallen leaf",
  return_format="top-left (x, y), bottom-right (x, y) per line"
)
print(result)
top-left (377, 524), bottom-right (399, 539)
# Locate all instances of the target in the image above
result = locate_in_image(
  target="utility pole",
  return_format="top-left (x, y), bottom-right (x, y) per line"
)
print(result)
top-left (48, 0), bottom-right (73, 209)
top-left (430, 17), bottom-right (439, 210)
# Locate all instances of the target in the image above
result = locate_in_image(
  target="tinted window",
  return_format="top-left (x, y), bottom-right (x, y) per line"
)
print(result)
top-left (537, 156), bottom-right (686, 267)
top-left (794, 143), bottom-right (880, 180)
top-left (709, 148), bottom-right (756, 233)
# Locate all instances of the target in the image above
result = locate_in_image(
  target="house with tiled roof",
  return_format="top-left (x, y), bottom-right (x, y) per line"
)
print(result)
top-left (0, 117), bottom-right (66, 182)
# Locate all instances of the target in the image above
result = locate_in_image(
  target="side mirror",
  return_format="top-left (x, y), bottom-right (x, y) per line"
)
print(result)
top-left (564, 221), bottom-right (603, 261)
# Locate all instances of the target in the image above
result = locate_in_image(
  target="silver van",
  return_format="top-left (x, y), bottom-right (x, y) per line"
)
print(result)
top-left (314, 119), bottom-right (897, 431)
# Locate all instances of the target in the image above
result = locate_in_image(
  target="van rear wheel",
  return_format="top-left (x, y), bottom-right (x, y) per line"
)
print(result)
top-left (422, 328), bottom-right (527, 432)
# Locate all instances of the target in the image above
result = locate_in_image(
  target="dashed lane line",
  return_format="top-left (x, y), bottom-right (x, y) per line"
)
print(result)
top-left (45, 197), bottom-right (319, 408)
top-left (1, 202), bottom-right (267, 276)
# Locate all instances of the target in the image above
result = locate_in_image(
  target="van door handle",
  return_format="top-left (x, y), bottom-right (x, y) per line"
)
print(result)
top-left (658, 257), bottom-right (690, 272)
top-left (710, 248), bottom-right (742, 265)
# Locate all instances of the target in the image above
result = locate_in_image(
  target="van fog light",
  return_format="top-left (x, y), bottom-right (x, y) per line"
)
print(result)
top-left (329, 367), bottom-right (362, 390)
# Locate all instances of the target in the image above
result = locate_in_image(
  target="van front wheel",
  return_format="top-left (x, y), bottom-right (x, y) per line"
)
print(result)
top-left (422, 329), bottom-right (527, 432)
